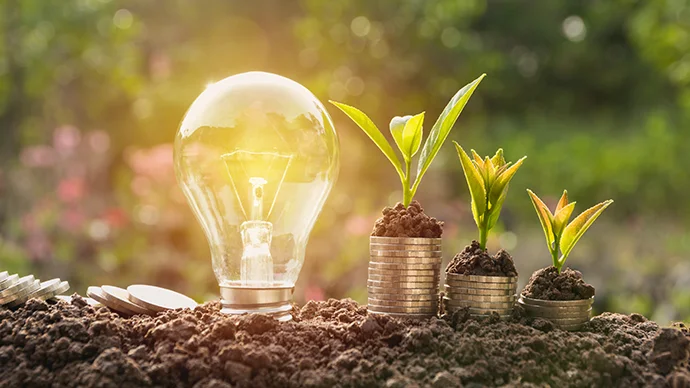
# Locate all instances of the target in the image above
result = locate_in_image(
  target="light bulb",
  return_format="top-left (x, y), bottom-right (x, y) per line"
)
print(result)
top-left (174, 72), bottom-right (339, 320)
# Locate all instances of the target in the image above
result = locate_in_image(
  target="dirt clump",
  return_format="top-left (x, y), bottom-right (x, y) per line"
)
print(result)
top-left (1, 294), bottom-right (689, 387)
top-left (371, 200), bottom-right (443, 238)
top-left (445, 240), bottom-right (517, 277)
top-left (522, 266), bottom-right (595, 300)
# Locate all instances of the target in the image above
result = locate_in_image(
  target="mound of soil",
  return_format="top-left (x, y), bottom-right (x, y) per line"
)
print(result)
top-left (371, 201), bottom-right (443, 238)
top-left (445, 240), bottom-right (518, 277)
top-left (522, 266), bottom-right (596, 300)
top-left (2, 295), bottom-right (690, 387)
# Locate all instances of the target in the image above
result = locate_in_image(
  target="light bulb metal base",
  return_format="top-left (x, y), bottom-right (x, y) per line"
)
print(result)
top-left (219, 285), bottom-right (294, 321)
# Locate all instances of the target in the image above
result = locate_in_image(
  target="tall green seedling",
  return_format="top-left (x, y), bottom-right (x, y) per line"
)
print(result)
top-left (454, 144), bottom-right (526, 250)
top-left (527, 189), bottom-right (613, 273)
top-left (330, 74), bottom-right (486, 206)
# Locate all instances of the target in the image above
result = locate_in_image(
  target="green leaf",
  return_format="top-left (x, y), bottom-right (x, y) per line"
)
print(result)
top-left (488, 156), bottom-right (526, 209)
top-left (560, 200), bottom-right (613, 262)
top-left (389, 115), bottom-right (411, 161)
top-left (556, 190), bottom-right (569, 213)
top-left (454, 142), bottom-right (487, 226)
top-left (553, 201), bottom-right (576, 238)
top-left (486, 187), bottom-right (508, 231)
top-left (491, 148), bottom-right (505, 168)
top-left (403, 112), bottom-right (425, 159)
top-left (527, 189), bottom-right (556, 254)
top-left (330, 101), bottom-right (405, 180)
top-left (412, 73), bottom-right (486, 192)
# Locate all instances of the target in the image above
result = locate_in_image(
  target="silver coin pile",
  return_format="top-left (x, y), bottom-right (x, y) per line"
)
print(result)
top-left (0, 271), bottom-right (70, 308)
top-left (367, 236), bottom-right (442, 318)
top-left (87, 284), bottom-right (198, 316)
top-left (443, 273), bottom-right (517, 319)
top-left (518, 295), bottom-right (593, 331)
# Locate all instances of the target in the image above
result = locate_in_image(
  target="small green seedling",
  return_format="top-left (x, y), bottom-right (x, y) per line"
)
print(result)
top-left (330, 74), bottom-right (485, 207)
top-left (527, 189), bottom-right (613, 273)
top-left (454, 144), bottom-right (526, 250)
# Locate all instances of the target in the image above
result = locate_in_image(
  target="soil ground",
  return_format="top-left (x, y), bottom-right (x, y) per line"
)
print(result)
top-left (2, 295), bottom-right (690, 387)
top-left (522, 266), bottom-right (596, 301)
top-left (445, 241), bottom-right (518, 277)
top-left (371, 201), bottom-right (443, 238)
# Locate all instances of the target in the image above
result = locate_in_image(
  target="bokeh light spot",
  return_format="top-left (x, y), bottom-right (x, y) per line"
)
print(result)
top-left (113, 9), bottom-right (133, 30)
top-left (351, 16), bottom-right (371, 37)
top-left (562, 15), bottom-right (586, 42)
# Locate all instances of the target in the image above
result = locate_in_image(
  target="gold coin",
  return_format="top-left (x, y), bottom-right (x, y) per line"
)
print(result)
top-left (368, 286), bottom-right (438, 295)
top-left (368, 298), bottom-right (438, 307)
top-left (370, 243), bottom-right (441, 251)
top-left (370, 250), bottom-right (442, 258)
top-left (369, 268), bottom-right (439, 277)
top-left (365, 293), bottom-right (438, 301)
top-left (445, 274), bottom-right (517, 283)
top-left (443, 286), bottom-right (515, 296)
top-left (367, 280), bottom-right (438, 289)
top-left (370, 236), bottom-right (442, 245)
top-left (444, 280), bottom-right (517, 290)
top-left (367, 304), bottom-right (438, 314)
top-left (369, 274), bottom-right (438, 282)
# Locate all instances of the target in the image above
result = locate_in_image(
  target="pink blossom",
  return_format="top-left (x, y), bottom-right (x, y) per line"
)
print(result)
top-left (20, 146), bottom-right (56, 168)
top-left (345, 214), bottom-right (373, 236)
top-left (304, 284), bottom-right (325, 301)
top-left (87, 130), bottom-right (111, 153)
top-left (59, 208), bottom-right (85, 232)
top-left (53, 125), bottom-right (81, 155)
top-left (103, 207), bottom-right (128, 228)
top-left (57, 178), bottom-right (86, 203)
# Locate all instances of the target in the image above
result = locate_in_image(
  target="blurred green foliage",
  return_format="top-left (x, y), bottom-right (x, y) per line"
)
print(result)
top-left (1, 0), bottom-right (689, 323)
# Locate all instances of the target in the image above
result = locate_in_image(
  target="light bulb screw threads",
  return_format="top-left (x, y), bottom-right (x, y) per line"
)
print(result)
top-left (219, 285), bottom-right (294, 321)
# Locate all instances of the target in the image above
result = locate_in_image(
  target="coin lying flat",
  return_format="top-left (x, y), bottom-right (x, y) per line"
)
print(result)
top-left (127, 284), bottom-right (197, 312)
top-left (369, 257), bottom-right (443, 264)
top-left (444, 293), bottom-right (516, 303)
top-left (6, 280), bottom-right (42, 307)
top-left (367, 280), bottom-right (438, 289)
top-left (87, 286), bottom-right (135, 315)
top-left (367, 293), bottom-right (438, 301)
top-left (370, 250), bottom-right (442, 258)
top-left (101, 285), bottom-right (152, 315)
top-left (369, 269), bottom-right (439, 277)
top-left (368, 304), bottom-right (438, 314)
top-left (368, 310), bottom-right (435, 319)
top-left (0, 274), bottom-right (19, 290)
top-left (370, 243), bottom-right (440, 251)
top-left (443, 298), bottom-right (515, 310)
top-left (369, 262), bottom-right (440, 270)
top-left (368, 298), bottom-right (438, 308)
top-left (443, 286), bottom-right (515, 296)
top-left (27, 279), bottom-right (61, 299)
top-left (368, 286), bottom-right (437, 295)
top-left (445, 280), bottom-right (517, 290)
top-left (445, 274), bottom-right (518, 284)
top-left (368, 274), bottom-right (439, 282)
top-left (0, 275), bottom-right (34, 298)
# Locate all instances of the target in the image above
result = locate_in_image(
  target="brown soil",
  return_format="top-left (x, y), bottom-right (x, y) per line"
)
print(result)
top-left (2, 295), bottom-right (690, 387)
top-left (522, 266), bottom-right (596, 301)
top-left (445, 240), bottom-right (518, 277)
top-left (371, 201), bottom-right (443, 238)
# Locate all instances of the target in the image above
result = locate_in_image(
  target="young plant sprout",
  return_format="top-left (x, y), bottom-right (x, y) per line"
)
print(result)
top-left (330, 74), bottom-right (485, 207)
top-left (454, 143), bottom-right (526, 250)
top-left (527, 189), bottom-right (613, 273)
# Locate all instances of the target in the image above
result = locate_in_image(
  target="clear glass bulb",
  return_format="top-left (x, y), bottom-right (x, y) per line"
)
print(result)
top-left (174, 72), bottom-right (339, 316)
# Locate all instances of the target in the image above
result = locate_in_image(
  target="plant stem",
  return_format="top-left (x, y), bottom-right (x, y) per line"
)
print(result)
top-left (479, 224), bottom-right (488, 250)
top-left (402, 160), bottom-right (412, 206)
top-left (552, 237), bottom-right (561, 272)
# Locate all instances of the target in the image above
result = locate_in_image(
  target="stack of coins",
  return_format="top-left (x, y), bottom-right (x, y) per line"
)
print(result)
top-left (87, 284), bottom-right (197, 316)
top-left (0, 271), bottom-right (71, 307)
top-left (367, 236), bottom-right (442, 318)
top-left (518, 295), bottom-right (593, 331)
top-left (443, 274), bottom-right (517, 319)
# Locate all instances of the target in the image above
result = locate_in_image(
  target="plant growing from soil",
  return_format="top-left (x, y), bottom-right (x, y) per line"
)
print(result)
top-left (454, 144), bottom-right (526, 250)
top-left (527, 189), bottom-right (613, 273)
top-left (329, 74), bottom-right (485, 207)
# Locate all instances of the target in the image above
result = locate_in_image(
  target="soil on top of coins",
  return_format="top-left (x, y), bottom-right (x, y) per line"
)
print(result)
top-left (522, 266), bottom-right (596, 301)
top-left (371, 201), bottom-right (443, 238)
top-left (445, 240), bottom-right (518, 277)
top-left (2, 296), bottom-right (690, 387)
